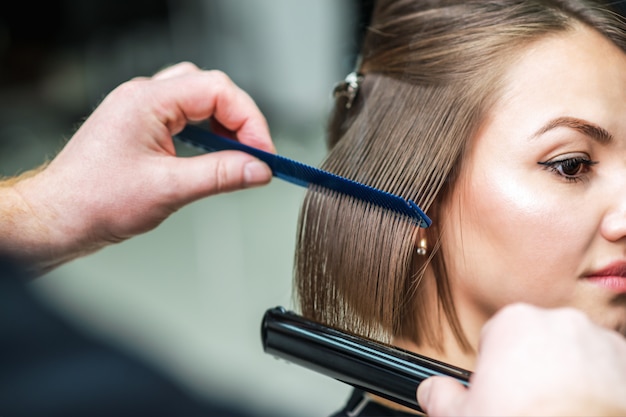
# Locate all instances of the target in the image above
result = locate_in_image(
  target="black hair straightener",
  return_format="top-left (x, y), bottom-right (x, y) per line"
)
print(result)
top-left (261, 306), bottom-right (471, 413)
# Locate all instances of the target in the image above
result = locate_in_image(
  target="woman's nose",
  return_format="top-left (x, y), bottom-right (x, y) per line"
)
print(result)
top-left (600, 188), bottom-right (626, 243)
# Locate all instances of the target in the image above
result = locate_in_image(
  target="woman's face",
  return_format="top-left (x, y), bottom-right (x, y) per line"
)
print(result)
top-left (441, 27), bottom-right (626, 336)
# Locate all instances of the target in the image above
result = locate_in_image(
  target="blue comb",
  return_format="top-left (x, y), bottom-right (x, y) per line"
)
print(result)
top-left (175, 125), bottom-right (431, 228)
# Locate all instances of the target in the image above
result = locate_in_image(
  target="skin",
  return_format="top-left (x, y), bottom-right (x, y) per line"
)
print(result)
top-left (0, 62), bottom-right (274, 274)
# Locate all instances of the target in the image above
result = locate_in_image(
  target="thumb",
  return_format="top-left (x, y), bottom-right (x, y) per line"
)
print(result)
top-left (417, 377), bottom-right (468, 417)
top-left (166, 151), bottom-right (272, 203)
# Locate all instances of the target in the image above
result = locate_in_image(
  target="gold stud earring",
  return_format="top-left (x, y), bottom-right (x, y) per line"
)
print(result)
top-left (416, 237), bottom-right (428, 256)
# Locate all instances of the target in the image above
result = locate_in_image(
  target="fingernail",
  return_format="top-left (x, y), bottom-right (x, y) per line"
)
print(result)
top-left (417, 378), bottom-right (432, 406)
top-left (244, 160), bottom-right (271, 186)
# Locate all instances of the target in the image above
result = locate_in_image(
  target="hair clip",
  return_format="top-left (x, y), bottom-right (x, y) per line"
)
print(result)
top-left (332, 71), bottom-right (364, 109)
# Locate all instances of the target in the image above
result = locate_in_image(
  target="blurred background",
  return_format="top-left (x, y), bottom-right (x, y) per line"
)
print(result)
top-left (0, 1), bottom-right (373, 415)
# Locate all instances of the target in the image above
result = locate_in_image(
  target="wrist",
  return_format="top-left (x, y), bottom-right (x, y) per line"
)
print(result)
top-left (0, 168), bottom-right (99, 275)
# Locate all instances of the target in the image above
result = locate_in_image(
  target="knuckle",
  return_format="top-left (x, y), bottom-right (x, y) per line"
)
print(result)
top-left (495, 303), bottom-right (532, 322)
top-left (112, 78), bottom-right (145, 100)
top-left (557, 307), bottom-right (590, 325)
top-left (208, 70), bottom-right (234, 90)
top-left (174, 61), bottom-right (199, 72)
top-left (213, 158), bottom-right (235, 193)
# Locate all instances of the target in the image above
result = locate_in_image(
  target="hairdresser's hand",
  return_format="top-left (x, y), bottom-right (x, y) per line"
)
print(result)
top-left (417, 303), bottom-right (626, 417)
top-left (5, 62), bottom-right (275, 273)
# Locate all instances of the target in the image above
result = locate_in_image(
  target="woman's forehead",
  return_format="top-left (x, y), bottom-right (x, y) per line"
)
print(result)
top-left (498, 27), bottom-right (626, 114)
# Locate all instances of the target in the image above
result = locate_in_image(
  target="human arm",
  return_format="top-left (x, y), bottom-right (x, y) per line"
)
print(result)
top-left (0, 62), bottom-right (274, 274)
top-left (417, 303), bottom-right (626, 416)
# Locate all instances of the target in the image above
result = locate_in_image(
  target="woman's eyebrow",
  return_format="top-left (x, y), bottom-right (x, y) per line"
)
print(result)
top-left (531, 116), bottom-right (613, 144)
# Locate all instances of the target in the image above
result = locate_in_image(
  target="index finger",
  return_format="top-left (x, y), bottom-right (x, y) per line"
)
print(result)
top-left (148, 68), bottom-right (276, 153)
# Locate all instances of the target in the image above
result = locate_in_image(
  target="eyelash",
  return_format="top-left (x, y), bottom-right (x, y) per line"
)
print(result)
top-left (537, 156), bottom-right (598, 183)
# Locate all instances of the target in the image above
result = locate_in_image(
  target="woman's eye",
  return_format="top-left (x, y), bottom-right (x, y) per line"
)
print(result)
top-left (538, 156), bottom-right (597, 182)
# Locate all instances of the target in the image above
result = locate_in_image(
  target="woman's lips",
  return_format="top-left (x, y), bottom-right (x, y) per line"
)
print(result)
top-left (585, 262), bottom-right (626, 293)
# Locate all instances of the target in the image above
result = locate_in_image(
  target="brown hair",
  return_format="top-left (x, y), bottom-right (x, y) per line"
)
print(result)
top-left (295, 0), bottom-right (626, 350)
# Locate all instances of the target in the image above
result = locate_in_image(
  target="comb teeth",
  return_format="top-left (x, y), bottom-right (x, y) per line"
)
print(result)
top-left (176, 125), bottom-right (431, 228)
